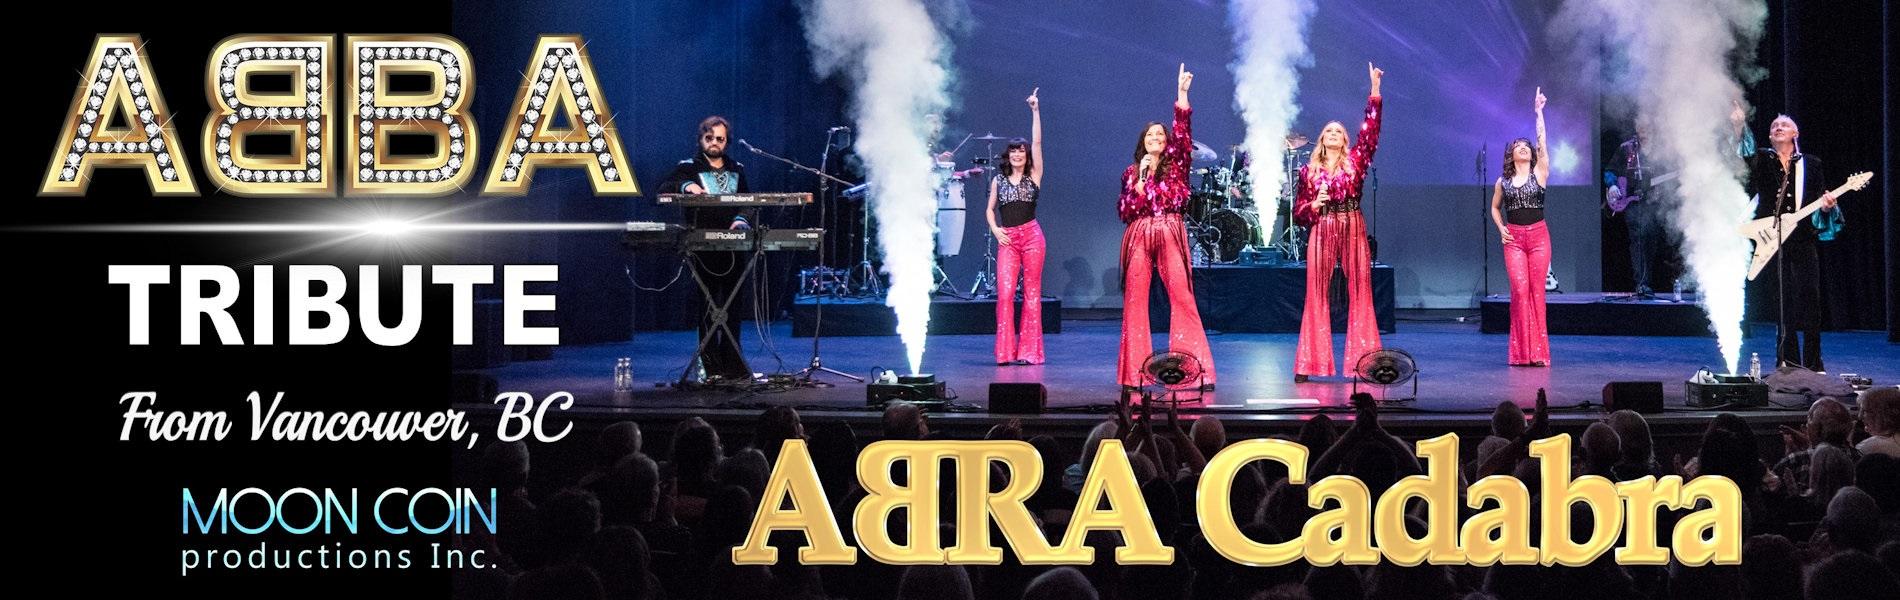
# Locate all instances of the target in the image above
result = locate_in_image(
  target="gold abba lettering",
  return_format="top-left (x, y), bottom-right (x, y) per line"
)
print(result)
top-left (42, 33), bottom-right (635, 196)
top-left (733, 434), bottom-right (1740, 567)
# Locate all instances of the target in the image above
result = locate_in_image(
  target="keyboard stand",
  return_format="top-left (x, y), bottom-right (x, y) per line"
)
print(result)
top-left (679, 201), bottom-right (778, 388)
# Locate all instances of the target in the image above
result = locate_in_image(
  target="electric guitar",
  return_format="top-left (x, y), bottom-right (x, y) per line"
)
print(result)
top-left (1605, 170), bottom-right (1678, 214)
top-left (1740, 171), bottom-right (1872, 280)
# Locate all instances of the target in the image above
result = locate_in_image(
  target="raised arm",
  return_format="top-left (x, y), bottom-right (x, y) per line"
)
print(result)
top-left (1350, 63), bottom-right (1385, 172)
top-left (1477, 389), bottom-right (1551, 479)
top-left (1167, 64), bottom-right (1195, 172)
top-left (1311, 394), bottom-right (1423, 480)
top-left (1533, 87), bottom-right (1549, 185)
top-left (1176, 63), bottom-right (1192, 111)
top-left (1730, 99), bottom-right (1757, 160)
top-left (1027, 88), bottom-right (1043, 184)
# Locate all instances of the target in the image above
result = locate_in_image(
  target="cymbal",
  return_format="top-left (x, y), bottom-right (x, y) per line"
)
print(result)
top-left (971, 133), bottom-right (1009, 141)
top-left (1284, 133), bottom-right (1310, 150)
top-left (1192, 141), bottom-right (1219, 162)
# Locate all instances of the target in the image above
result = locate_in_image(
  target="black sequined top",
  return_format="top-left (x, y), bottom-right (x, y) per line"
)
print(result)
top-left (996, 174), bottom-right (1039, 227)
top-left (1500, 175), bottom-right (1545, 225)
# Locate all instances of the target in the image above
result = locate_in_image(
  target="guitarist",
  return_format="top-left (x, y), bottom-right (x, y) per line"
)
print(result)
top-left (1608, 124), bottom-right (1669, 297)
top-left (1731, 104), bottom-right (1843, 372)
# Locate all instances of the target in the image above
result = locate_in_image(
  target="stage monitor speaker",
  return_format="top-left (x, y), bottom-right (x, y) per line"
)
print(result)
top-left (989, 383), bottom-right (1046, 414)
top-left (1603, 381), bottom-right (1664, 414)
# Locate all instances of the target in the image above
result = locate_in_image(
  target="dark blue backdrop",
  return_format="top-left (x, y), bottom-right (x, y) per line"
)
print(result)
top-left (449, 0), bottom-right (1889, 338)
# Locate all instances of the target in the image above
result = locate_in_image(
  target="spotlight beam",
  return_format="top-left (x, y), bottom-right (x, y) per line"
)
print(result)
top-left (4, 221), bottom-right (631, 234)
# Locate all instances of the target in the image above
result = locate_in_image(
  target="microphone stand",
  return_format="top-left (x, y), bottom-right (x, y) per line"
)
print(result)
top-left (742, 139), bottom-right (856, 189)
top-left (740, 138), bottom-right (865, 384)
top-left (1477, 144), bottom-right (1489, 300)
top-left (1773, 158), bottom-right (1791, 371)
top-left (1369, 165), bottom-right (1379, 263)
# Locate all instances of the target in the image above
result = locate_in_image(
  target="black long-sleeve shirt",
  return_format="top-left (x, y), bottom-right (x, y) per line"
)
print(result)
top-left (657, 153), bottom-right (750, 228)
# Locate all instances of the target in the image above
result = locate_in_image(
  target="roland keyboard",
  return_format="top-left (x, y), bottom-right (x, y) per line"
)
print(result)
top-left (622, 223), bottom-right (822, 252)
top-left (655, 192), bottom-right (813, 207)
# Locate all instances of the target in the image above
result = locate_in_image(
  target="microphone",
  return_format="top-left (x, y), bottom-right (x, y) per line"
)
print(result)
top-left (739, 139), bottom-right (757, 153)
top-left (828, 126), bottom-right (851, 133)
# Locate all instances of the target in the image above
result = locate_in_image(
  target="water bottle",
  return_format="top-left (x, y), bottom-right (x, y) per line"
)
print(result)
top-left (1748, 353), bottom-right (1761, 380)
top-left (613, 357), bottom-right (633, 392)
top-left (1672, 278), bottom-right (1683, 302)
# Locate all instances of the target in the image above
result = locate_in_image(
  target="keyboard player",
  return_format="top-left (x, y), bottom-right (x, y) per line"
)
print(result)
top-left (658, 116), bottom-right (753, 383)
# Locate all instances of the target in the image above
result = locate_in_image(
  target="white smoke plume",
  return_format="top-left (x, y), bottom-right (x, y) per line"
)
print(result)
top-left (801, 0), bottom-right (962, 374)
top-left (1550, 0), bottom-right (1767, 373)
top-left (1228, 0), bottom-right (1317, 242)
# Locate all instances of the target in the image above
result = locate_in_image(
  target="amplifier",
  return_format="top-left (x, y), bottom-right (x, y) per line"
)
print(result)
top-left (867, 374), bottom-right (948, 408)
top-left (1602, 381), bottom-right (1664, 414)
top-left (1686, 375), bottom-right (1769, 408)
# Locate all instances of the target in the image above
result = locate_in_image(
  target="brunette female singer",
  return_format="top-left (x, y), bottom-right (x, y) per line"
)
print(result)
top-left (1293, 63), bottom-right (1384, 383)
top-left (1491, 88), bottom-right (1552, 366)
top-left (988, 88), bottom-right (1046, 365)
top-left (1117, 64), bottom-right (1215, 390)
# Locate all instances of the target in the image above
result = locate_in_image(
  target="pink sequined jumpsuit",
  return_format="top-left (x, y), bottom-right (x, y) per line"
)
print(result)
top-left (993, 173), bottom-right (1045, 364)
top-left (1293, 94), bottom-right (1383, 377)
top-left (1499, 176), bottom-right (1551, 366)
top-left (1117, 104), bottom-right (1215, 387)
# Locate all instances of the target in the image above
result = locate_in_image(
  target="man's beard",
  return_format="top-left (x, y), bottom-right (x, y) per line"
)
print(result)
top-left (702, 146), bottom-right (725, 159)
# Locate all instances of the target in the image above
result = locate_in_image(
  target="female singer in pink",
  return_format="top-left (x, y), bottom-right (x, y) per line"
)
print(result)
top-left (989, 88), bottom-right (1045, 365)
top-left (1492, 88), bottom-right (1551, 366)
top-left (1118, 64), bottom-right (1215, 390)
top-left (1293, 63), bottom-right (1384, 383)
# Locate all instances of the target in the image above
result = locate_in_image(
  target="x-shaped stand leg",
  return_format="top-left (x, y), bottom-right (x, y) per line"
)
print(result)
top-left (682, 246), bottom-right (761, 385)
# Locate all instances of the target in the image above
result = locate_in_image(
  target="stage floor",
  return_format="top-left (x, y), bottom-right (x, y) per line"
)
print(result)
top-left (461, 315), bottom-right (1895, 433)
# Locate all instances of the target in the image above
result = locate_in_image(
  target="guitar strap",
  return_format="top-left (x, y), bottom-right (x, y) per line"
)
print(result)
top-left (1793, 156), bottom-right (1805, 213)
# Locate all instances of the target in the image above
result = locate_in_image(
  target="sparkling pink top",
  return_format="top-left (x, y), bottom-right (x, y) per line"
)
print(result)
top-left (1118, 105), bottom-right (1194, 223)
top-left (1293, 95), bottom-right (1383, 226)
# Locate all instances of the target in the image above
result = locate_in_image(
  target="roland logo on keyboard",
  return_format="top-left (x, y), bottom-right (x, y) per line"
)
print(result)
top-left (704, 231), bottom-right (749, 240)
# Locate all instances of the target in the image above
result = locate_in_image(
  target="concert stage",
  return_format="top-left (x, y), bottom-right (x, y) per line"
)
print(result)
top-left (456, 314), bottom-right (1895, 448)
top-left (791, 296), bottom-right (1063, 337)
top-left (1480, 292), bottom-right (1714, 336)
top-left (786, 263), bottom-right (1393, 338)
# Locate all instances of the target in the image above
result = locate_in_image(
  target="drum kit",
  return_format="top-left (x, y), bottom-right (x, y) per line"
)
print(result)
top-left (803, 132), bottom-right (1004, 299)
top-left (1185, 133), bottom-right (1314, 265)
